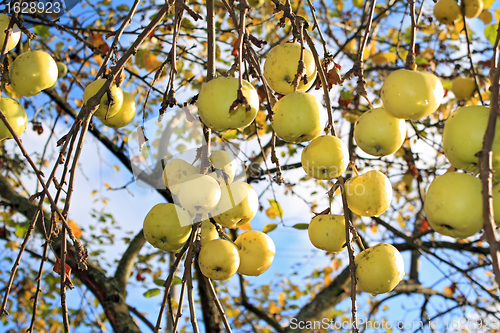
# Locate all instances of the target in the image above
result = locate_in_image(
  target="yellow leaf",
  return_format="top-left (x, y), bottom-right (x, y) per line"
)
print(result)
top-left (483, 0), bottom-right (495, 9)
top-left (68, 220), bottom-right (82, 238)
top-left (267, 199), bottom-right (283, 218)
top-left (238, 223), bottom-right (251, 231)
top-left (263, 223), bottom-right (277, 233)
top-left (74, 99), bottom-right (83, 107)
top-left (113, 165), bottom-right (119, 171)
top-left (479, 10), bottom-right (493, 24)
top-left (495, 8), bottom-right (500, 22)
top-left (370, 224), bottom-right (377, 233)
top-left (266, 207), bottom-right (277, 219)
top-left (144, 52), bottom-right (162, 72)
top-left (269, 302), bottom-right (279, 314)
top-left (104, 183), bottom-right (111, 189)
top-left (278, 292), bottom-right (286, 306)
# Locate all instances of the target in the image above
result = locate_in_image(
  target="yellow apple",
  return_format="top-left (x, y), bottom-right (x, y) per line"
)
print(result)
top-left (197, 77), bottom-right (259, 132)
top-left (198, 239), bottom-right (240, 280)
top-left (235, 230), bottom-right (275, 276)
top-left (355, 243), bottom-right (405, 295)
top-left (424, 172), bottom-right (483, 238)
top-left (308, 214), bottom-right (346, 253)
top-left (263, 42), bottom-right (317, 95)
top-left (83, 78), bottom-right (124, 119)
top-left (162, 158), bottom-right (199, 195)
top-left (272, 92), bottom-right (326, 143)
top-left (491, 183), bottom-right (500, 227)
top-left (143, 203), bottom-right (193, 252)
top-left (0, 14), bottom-right (20, 52)
top-left (381, 69), bottom-right (444, 120)
top-left (345, 170), bottom-right (392, 217)
top-left (301, 135), bottom-right (349, 180)
top-left (212, 182), bottom-right (259, 229)
top-left (463, 0), bottom-right (483, 18)
top-left (99, 91), bottom-right (137, 128)
top-left (451, 77), bottom-right (476, 99)
top-left (0, 98), bottom-right (27, 142)
top-left (178, 174), bottom-right (221, 215)
top-left (208, 150), bottom-right (238, 184)
top-left (433, 0), bottom-right (460, 25)
top-left (442, 106), bottom-right (500, 173)
top-left (354, 107), bottom-right (406, 156)
top-left (9, 50), bottom-right (58, 97)
top-left (200, 219), bottom-right (219, 246)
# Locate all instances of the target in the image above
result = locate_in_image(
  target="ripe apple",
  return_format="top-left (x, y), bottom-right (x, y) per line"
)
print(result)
top-left (263, 42), bottom-right (317, 95)
top-left (197, 77), bottom-right (259, 132)
top-left (345, 170), bottom-right (392, 217)
top-left (143, 203), bottom-right (193, 251)
top-left (9, 50), bottom-right (58, 97)
top-left (212, 182), bottom-right (259, 229)
top-left (301, 135), bottom-right (348, 180)
top-left (208, 150), bottom-right (238, 184)
top-left (200, 219), bottom-right (219, 246)
top-left (0, 14), bottom-right (21, 52)
top-left (178, 174), bottom-right (221, 215)
top-left (198, 239), bottom-right (240, 280)
top-left (424, 172), bottom-right (483, 238)
top-left (0, 98), bottom-right (27, 142)
top-left (355, 243), bottom-right (405, 295)
top-left (162, 158), bottom-right (199, 195)
top-left (308, 214), bottom-right (346, 253)
top-left (463, 0), bottom-right (483, 18)
top-left (381, 69), bottom-right (444, 120)
top-left (272, 92), bottom-right (326, 143)
top-left (354, 107), bottom-right (406, 156)
top-left (235, 230), bottom-right (275, 276)
top-left (83, 78), bottom-right (124, 119)
top-left (433, 0), bottom-right (460, 25)
top-left (451, 77), bottom-right (476, 100)
top-left (99, 91), bottom-right (137, 128)
top-left (442, 106), bottom-right (500, 173)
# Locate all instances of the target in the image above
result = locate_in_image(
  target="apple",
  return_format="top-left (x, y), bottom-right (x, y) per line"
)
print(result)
top-left (198, 239), bottom-right (240, 280)
top-left (491, 183), bottom-right (500, 227)
top-left (57, 62), bottom-right (68, 78)
top-left (9, 50), bottom-right (58, 97)
top-left (308, 214), bottom-right (346, 253)
top-left (263, 42), bottom-right (317, 95)
top-left (197, 77), bottom-right (259, 132)
top-left (463, 0), bottom-right (483, 18)
top-left (381, 69), bottom-right (444, 120)
top-left (0, 14), bottom-right (21, 52)
top-left (178, 174), bottom-right (221, 215)
top-left (83, 78), bottom-right (124, 119)
top-left (143, 203), bottom-right (193, 251)
top-left (442, 106), bottom-right (500, 173)
top-left (212, 182), bottom-right (259, 229)
top-left (235, 230), bottom-right (275, 276)
top-left (354, 107), bottom-right (406, 156)
top-left (162, 158), bottom-right (199, 195)
top-left (200, 219), bottom-right (219, 246)
top-left (272, 92), bottom-right (326, 143)
top-left (0, 98), bottom-right (27, 142)
top-left (355, 243), bottom-right (405, 295)
top-left (433, 0), bottom-right (460, 25)
top-left (99, 91), bottom-right (137, 128)
top-left (301, 135), bottom-right (349, 180)
top-left (424, 172), bottom-right (483, 238)
top-left (208, 150), bottom-right (238, 184)
top-left (451, 77), bottom-right (476, 99)
top-left (345, 170), bottom-right (392, 217)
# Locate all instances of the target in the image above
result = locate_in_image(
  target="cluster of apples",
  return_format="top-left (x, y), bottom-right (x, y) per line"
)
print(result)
top-left (434, 0), bottom-right (483, 25)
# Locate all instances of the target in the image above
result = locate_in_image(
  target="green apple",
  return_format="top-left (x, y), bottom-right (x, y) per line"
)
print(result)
top-left (424, 172), bottom-right (483, 238)
top-left (198, 239), bottom-right (240, 280)
top-left (354, 107), bottom-right (406, 156)
top-left (178, 174), bottom-right (221, 215)
top-left (200, 219), bottom-right (219, 246)
top-left (99, 91), bottom-right (137, 128)
top-left (143, 203), bottom-right (193, 251)
top-left (0, 14), bottom-right (20, 52)
top-left (83, 78), bottom-right (124, 119)
top-left (9, 50), bottom-right (58, 97)
top-left (162, 158), bottom-right (199, 195)
top-left (235, 230), bottom-right (275, 276)
top-left (301, 135), bottom-right (348, 180)
top-left (0, 98), bottom-right (27, 142)
top-left (451, 77), bottom-right (476, 100)
top-left (463, 0), bottom-right (483, 18)
top-left (263, 42), bottom-right (317, 95)
top-left (197, 77), bottom-right (259, 132)
top-left (433, 0), bottom-right (460, 25)
top-left (355, 243), bottom-right (405, 295)
top-left (442, 106), bottom-right (500, 173)
top-left (208, 150), bottom-right (238, 185)
top-left (491, 183), bottom-right (500, 227)
top-left (212, 182), bottom-right (259, 229)
top-left (345, 170), bottom-right (392, 217)
top-left (308, 214), bottom-right (346, 253)
top-left (381, 69), bottom-right (444, 120)
top-left (272, 92), bottom-right (326, 143)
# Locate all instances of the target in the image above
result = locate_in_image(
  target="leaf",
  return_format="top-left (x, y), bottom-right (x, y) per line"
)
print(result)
top-left (263, 223), bottom-right (277, 233)
top-left (484, 24), bottom-right (498, 46)
top-left (53, 258), bottom-right (74, 289)
top-left (480, 10), bottom-right (493, 24)
top-left (33, 25), bottom-right (50, 38)
top-left (352, 0), bottom-right (363, 8)
top-left (333, 0), bottom-right (344, 11)
top-left (267, 199), bottom-right (283, 218)
top-left (292, 223), bottom-right (309, 230)
top-left (238, 223), bottom-right (252, 231)
top-left (68, 220), bottom-right (82, 238)
top-left (483, 0), bottom-right (495, 9)
top-left (143, 288), bottom-right (161, 298)
top-left (116, 4), bottom-right (130, 11)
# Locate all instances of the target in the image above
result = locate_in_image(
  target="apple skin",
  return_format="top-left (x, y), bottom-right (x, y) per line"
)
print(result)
top-left (162, 159), bottom-right (200, 195)
top-left (354, 107), bottom-right (406, 156)
top-left (198, 239), bottom-right (240, 280)
top-left (433, 0), bottom-right (460, 25)
top-left (197, 77), bottom-right (259, 132)
top-left (491, 183), bottom-right (500, 227)
top-left (10, 50), bottom-right (58, 97)
top-left (143, 203), bottom-right (193, 252)
top-left (345, 170), bottom-right (392, 217)
top-left (235, 230), bottom-right (275, 276)
top-left (355, 243), bottom-right (405, 295)
top-left (464, 0), bottom-right (483, 18)
top-left (381, 69), bottom-right (444, 120)
top-left (83, 78), bottom-right (124, 119)
top-left (0, 14), bottom-right (21, 52)
top-left (212, 182), bottom-right (259, 229)
top-left (178, 174), bottom-right (221, 215)
top-left (208, 150), bottom-right (237, 185)
top-left (263, 43), bottom-right (317, 95)
top-left (200, 219), bottom-right (219, 246)
top-left (99, 91), bottom-right (137, 128)
top-left (0, 98), bottom-right (27, 142)
top-left (451, 77), bottom-right (476, 100)
top-left (272, 92), bottom-right (326, 143)
top-left (308, 215), bottom-right (346, 253)
top-left (442, 106), bottom-right (500, 173)
top-left (424, 172), bottom-right (483, 238)
top-left (301, 135), bottom-right (349, 180)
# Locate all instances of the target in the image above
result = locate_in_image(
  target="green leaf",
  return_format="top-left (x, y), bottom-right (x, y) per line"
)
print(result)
top-left (116, 4), bottom-right (130, 11)
top-left (292, 223), bottom-right (309, 230)
top-left (263, 223), bottom-right (278, 233)
top-left (143, 288), bottom-right (161, 298)
top-left (33, 25), bottom-right (50, 39)
top-left (172, 276), bottom-right (182, 285)
top-left (153, 279), bottom-right (165, 287)
top-left (484, 24), bottom-right (498, 46)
